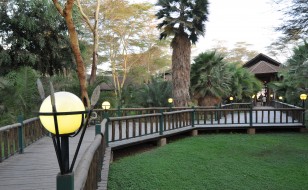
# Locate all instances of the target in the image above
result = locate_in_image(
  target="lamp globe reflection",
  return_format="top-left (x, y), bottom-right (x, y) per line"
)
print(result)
top-left (39, 92), bottom-right (85, 134)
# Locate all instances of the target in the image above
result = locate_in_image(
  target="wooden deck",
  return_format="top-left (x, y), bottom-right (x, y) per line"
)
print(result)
top-left (108, 107), bottom-right (304, 149)
top-left (0, 106), bottom-right (304, 189)
top-left (0, 126), bottom-right (97, 190)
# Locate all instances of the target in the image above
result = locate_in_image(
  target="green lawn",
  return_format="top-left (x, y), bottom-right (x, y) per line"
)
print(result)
top-left (108, 133), bottom-right (308, 190)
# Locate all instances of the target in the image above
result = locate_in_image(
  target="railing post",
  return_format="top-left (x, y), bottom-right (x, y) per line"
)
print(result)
top-left (250, 103), bottom-right (253, 127)
top-left (191, 106), bottom-right (195, 127)
top-left (105, 119), bottom-right (109, 147)
top-left (159, 110), bottom-right (164, 135)
top-left (17, 115), bottom-right (24, 154)
top-left (117, 106), bottom-right (121, 117)
top-left (95, 124), bottom-right (101, 136)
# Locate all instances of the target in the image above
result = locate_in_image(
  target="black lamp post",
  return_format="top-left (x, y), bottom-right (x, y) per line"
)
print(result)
top-left (37, 80), bottom-right (100, 190)
top-left (102, 101), bottom-right (111, 118)
top-left (168, 98), bottom-right (173, 111)
top-left (300, 94), bottom-right (307, 108)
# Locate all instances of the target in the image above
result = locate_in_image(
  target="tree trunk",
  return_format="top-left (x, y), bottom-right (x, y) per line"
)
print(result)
top-left (63, 1), bottom-right (90, 107)
top-left (171, 33), bottom-right (191, 107)
top-left (198, 95), bottom-right (221, 106)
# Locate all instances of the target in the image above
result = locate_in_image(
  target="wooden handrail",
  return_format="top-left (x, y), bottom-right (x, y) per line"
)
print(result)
top-left (0, 117), bottom-right (47, 162)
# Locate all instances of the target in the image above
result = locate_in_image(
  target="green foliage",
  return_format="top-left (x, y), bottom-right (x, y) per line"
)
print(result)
top-left (190, 51), bottom-right (262, 104)
top-left (119, 77), bottom-right (172, 108)
top-left (268, 42), bottom-right (308, 105)
top-left (156, 0), bottom-right (209, 44)
top-left (108, 133), bottom-right (308, 189)
top-left (0, 67), bottom-right (40, 126)
top-left (275, 0), bottom-right (308, 42)
top-left (0, 0), bottom-right (74, 76)
top-left (227, 63), bottom-right (262, 101)
top-left (190, 51), bottom-right (231, 100)
top-left (137, 78), bottom-right (172, 107)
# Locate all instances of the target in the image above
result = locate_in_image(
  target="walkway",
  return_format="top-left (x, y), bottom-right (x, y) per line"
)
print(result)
top-left (0, 126), bottom-right (96, 190)
top-left (108, 107), bottom-right (304, 149)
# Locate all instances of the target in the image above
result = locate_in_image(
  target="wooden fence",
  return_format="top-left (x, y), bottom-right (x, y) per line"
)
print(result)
top-left (0, 117), bottom-right (47, 162)
top-left (75, 120), bottom-right (109, 190)
top-left (105, 105), bottom-right (305, 144)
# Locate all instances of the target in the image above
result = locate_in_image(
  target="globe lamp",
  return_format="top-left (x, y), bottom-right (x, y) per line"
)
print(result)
top-left (39, 92), bottom-right (85, 135)
top-left (102, 101), bottom-right (111, 110)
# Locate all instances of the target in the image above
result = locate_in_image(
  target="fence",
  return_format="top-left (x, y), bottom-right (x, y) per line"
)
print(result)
top-left (75, 120), bottom-right (109, 190)
top-left (105, 105), bottom-right (305, 144)
top-left (0, 117), bottom-right (47, 162)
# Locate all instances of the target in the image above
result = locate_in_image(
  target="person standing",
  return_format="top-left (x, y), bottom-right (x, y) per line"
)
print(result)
top-left (262, 95), bottom-right (266, 106)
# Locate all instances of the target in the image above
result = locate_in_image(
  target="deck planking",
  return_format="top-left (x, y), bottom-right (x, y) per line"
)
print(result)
top-left (0, 126), bottom-right (97, 190)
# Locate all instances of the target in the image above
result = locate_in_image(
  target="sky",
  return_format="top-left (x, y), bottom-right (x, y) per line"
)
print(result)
top-left (134, 0), bottom-right (286, 62)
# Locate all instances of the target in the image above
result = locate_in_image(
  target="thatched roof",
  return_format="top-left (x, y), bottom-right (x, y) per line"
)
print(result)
top-left (243, 53), bottom-right (281, 74)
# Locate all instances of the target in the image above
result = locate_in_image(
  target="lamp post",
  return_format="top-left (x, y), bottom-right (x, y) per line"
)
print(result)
top-left (102, 101), bottom-right (111, 118)
top-left (251, 94), bottom-right (255, 106)
top-left (37, 81), bottom-right (100, 190)
top-left (168, 98), bottom-right (173, 111)
top-left (229, 96), bottom-right (234, 103)
top-left (278, 96), bottom-right (283, 102)
top-left (300, 94), bottom-right (307, 108)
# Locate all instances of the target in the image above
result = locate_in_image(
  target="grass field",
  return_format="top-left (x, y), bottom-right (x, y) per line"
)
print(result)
top-left (108, 133), bottom-right (308, 190)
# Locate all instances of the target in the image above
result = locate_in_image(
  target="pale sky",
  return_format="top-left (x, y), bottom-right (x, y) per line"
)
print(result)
top-left (134, 0), bottom-right (286, 62)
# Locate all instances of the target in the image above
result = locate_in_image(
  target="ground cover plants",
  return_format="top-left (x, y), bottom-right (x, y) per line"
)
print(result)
top-left (108, 133), bottom-right (308, 190)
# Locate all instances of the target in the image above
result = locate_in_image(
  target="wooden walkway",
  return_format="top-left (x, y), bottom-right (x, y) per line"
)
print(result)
top-left (108, 107), bottom-right (304, 149)
top-left (0, 126), bottom-right (97, 190)
top-left (0, 107), bottom-right (304, 189)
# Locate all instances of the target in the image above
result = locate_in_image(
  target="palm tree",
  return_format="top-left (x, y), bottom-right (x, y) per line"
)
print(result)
top-left (156, 0), bottom-right (209, 106)
top-left (227, 63), bottom-right (262, 101)
top-left (190, 51), bottom-right (231, 106)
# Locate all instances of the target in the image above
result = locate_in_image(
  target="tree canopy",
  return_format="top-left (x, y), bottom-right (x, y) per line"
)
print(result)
top-left (0, 0), bottom-right (73, 76)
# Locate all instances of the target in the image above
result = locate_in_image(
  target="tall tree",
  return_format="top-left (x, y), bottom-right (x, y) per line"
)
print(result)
top-left (52, 0), bottom-right (89, 107)
top-left (0, 0), bottom-right (73, 76)
top-left (156, 0), bottom-right (209, 106)
top-left (210, 41), bottom-right (258, 64)
top-left (101, 0), bottom-right (165, 104)
top-left (76, 0), bottom-right (101, 85)
top-left (269, 41), bottom-right (308, 105)
top-left (275, 0), bottom-right (308, 43)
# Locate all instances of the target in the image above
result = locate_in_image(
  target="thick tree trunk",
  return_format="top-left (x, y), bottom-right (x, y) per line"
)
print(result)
top-left (171, 33), bottom-right (191, 107)
top-left (198, 96), bottom-right (221, 106)
top-left (63, 1), bottom-right (90, 107)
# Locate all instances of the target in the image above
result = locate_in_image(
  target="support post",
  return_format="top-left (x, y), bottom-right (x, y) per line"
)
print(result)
top-left (157, 138), bottom-right (167, 147)
top-left (247, 128), bottom-right (256, 135)
top-left (249, 103), bottom-right (253, 128)
top-left (17, 115), bottom-right (24, 154)
top-left (57, 172), bottom-right (74, 190)
top-left (105, 119), bottom-right (109, 147)
top-left (159, 110), bottom-right (164, 135)
top-left (191, 129), bottom-right (198, 136)
top-left (117, 106), bottom-right (121, 117)
top-left (191, 106), bottom-right (195, 127)
top-left (95, 124), bottom-right (101, 136)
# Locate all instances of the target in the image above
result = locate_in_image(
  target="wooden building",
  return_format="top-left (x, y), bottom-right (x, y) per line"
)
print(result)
top-left (243, 53), bottom-right (282, 102)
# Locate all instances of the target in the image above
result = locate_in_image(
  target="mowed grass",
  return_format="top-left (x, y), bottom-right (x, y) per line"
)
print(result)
top-left (108, 133), bottom-right (308, 190)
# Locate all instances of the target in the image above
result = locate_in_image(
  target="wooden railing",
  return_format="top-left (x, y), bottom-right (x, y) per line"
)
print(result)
top-left (106, 110), bottom-right (192, 143)
top-left (75, 120), bottom-right (108, 190)
top-left (0, 117), bottom-right (47, 162)
top-left (105, 106), bottom-right (305, 144)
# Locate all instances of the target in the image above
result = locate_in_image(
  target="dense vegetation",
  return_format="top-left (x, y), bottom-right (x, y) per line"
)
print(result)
top-left (0, 0), bottom-right (307, 126)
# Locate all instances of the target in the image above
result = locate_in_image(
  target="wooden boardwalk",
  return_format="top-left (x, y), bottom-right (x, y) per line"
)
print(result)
top-left (0, 126), bottom-right (97, 190)
top-left (0, 107), bottom-right (304, 189)
top-left (108, 107), bottom-right (304, 149)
